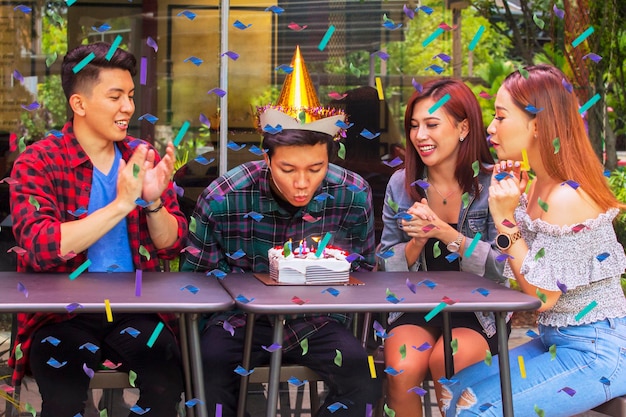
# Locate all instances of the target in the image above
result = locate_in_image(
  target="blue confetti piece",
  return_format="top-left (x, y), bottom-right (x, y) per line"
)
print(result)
top-left (393, 212), bottom-right (413, 221)
top-left (376, 249), bottom-right (394, 259)
top-left (479, 403), bottom-right (494, 412)
top-left (235, 294), bottom-right (254, 304)
top-left (433, 53), bottom-right (451, 63)
top-left (79, 342), bottom-right (100, 353)
top-left (130, 405), bottom-right (151, 415)
top-left (46, 129), bottom-right (64, 138)
top-left (562, 179), bottom-right (580, 189)
top-left (120, 327), bottom-right (141, 338)
top-left (596, 252), bottom-right (610, 262)
top-left (335, 120), bottom-right (354, 129)
top-left (41, 336), bottom-right (61, 346)
top-left (226, 249), bottom-right (246, 260)
top-left (410, 179), bottom-right (430, 189)
top-left (525, 104), bottom-right (544, 114)
top-left (227, 141), bottom-right (246, 151)
top-left (345, 253), bottom-right (364, 262)
top-left (243, 211), bottom-right (264, 222)
top-left (14, 5), bottom-right (32, 13)
top-left (92, 23), bottom-right (111, 33)
top-left (445, 252), bottom-right (460, 262)
top-left (418, 279), bottom-right (437, 289)
top-left (347, 184), bottom-right (366, 193)
top-left (494, 171), bottom-right (512, 181)
top-left (408, 386), bottom-right (427, 396)
top-left (206, 269), bottom-right (227, 279)
top-left (220, 50), bottom-right (239, 60)
top-left (275, 64), bottom-right (293, 74)
top-left (525, 329), bottom-right (540, 338)
top-left (263, 124), bottom-right (283, 134)
top-left (472, 288), bottom-right (490, 297)
top-left (194, 155), bottom-right (215, 165)
top-left (413, 342), bottom-right (432, 351)
top-left (249, 145), bottom-right (266, 156)
top-left (135, 198), bottom-right (152, 208)
top-left (208, 88), bottom-right (227, 97)
top-left (314, 192), bottom-right (335, 202)
top-left (184, 56), bottom-right (203, 66)
top-left (233, 20), bottom-right (252, 30)
top-left (383, 156), bottom-right (403, 168)
top-left (386, 295), bottom-right (405, 304)
top-left (322, 287), bottom-right (340, 297)
top-left (180, 284), bottom-right (199, 294)
top-left (600, 377), bottom-right (611, 385)
top-left (21, 101), bottom-right (40, 111)
top-left (418, 5), bottom-right (434, 14)
top-left (425, 64), bottom-right (445, 75)
top-left (177, 10), bottom-right (196, 20)
top-left (234, 365), bottom-right (254, 376)
top-left (265, 5), bottom-right (284, 14)
top-left (437, 377), bottom-right (459, 385)
top-left (46, 357), bottom-right (67, 368)
top-left (384, 366), bottom-right (404, 376)
top-left (138, 113), bottom-right (159, 124)
top-left (406, 278), bottom-right (417, 294)
top-left (288, 376), bottom-right (307, 386)
top-left (360, 129), bottom-right (381, 140)
top-left (327, 402), bottom-right (348, 413)
top-left (382, 21), bottom-right (402, 30)
top-left (185, 399), bottom-right (205, 407)
top-left (66, 302), bottom-right (83, 313)
top-left (262, 343), bottom-right (282, 352)
top-left (67, 207), bottom-right (87, 217)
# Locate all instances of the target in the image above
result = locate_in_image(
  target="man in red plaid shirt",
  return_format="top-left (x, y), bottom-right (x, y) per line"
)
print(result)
top-left (9, 42), bottom-right (187, 417)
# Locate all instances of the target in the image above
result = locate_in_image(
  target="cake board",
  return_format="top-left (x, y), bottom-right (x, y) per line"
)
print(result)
top-left (254, 273), bottom-right (364, 286)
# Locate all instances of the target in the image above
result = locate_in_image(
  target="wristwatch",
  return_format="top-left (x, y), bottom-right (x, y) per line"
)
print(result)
top-left (495, 230), bottom-right (523, 250)
top-left (446, 233), bottom-right (464, 253)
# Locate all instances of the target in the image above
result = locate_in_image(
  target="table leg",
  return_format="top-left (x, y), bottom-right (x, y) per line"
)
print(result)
top-left (186, 313), bottom-right (208, 417)
top-left (266, 314), bottom-right (285, 417)
top-left (237, 312), bottom-right (256, 417)
top-left (442, 311), bottom-right (454, 378)
top-left (179, 314), bottom-right (195, 417)
top-left (496, 311), bottom-right (514, 417)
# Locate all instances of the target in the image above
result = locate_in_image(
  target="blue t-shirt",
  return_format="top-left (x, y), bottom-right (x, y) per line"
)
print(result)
top-left (87, 145), bottom-right (134, 272)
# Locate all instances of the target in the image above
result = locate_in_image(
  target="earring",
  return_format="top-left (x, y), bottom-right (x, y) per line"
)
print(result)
top-left (459, 136), bottom-right (465, 142)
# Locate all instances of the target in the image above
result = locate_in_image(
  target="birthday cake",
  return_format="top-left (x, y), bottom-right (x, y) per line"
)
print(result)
top-left (268, 243), bottom-right (351, 284)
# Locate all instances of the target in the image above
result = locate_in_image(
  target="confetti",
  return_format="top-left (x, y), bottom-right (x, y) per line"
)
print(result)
top-left (328, 402), bottom-right (348, 413)
top-left (422, 27), bottom-right (444, 47)
top-left (451, 338), bottom-right (458, 355)
top-left (461, 192), bottom-right (470, 209)
top-left (129, 406), bottom-right (151, 415)
top-left (233, 20), bottom-right (252, 30)
top-left (579, 93), bottom-right (601, 114)
top-left (46, 52), bottom-right (58, 67)
top-left (596, 252), bottom-right (610, 262)
top-left (600, 377), bottom-right (611, 385)
top-left (262, 343), bottom-right (282, 352)
top-left (408, 386), bottom-right (427, 396)
top-left (129, 370), bottom-right (137, 387)
top-left (138, 113), bottom-right (158, 124)
top-left (536, 288), bottom-right (547, 303)
top-left (248, 145), bottom-right (265, 156)
top-left (41, 336), bottom-right (61, 346)
top-left (14, 344), bottom-right (23, 361)
top-left (484, 350), bottom-right (492, 366)
top-left (387, 196), bottom-right (399, 212)
top-left (525, 104), bottom-right (544, 114)
top-left (518, 355), bottom-right (526, 378)
top-left (222, 51), bottom-right (239, 60)
top-left (562, 179), bottom-right (580, 189)
top-left (83, 363), bottom-right (95, 379)
top-left (532, 14), bottom-right (545, 29)
top-left (235, 294), bottom-right (254, 304)
top-left (424, 302), bottom-right (447, 322)
top-left (21, 102), bottom-right (40, 111)
top-left (105, 35), bottom-right (122, 60)
top-left (104, 299), bottom-right (113, 322)
top-left (418, 279), bottom-right (436, 289)
top-left (518, 66), bottom-right (529, 79)
top-left (226, 249), bottom-right (246, 260)
top-left (265, 5), bottom-right (284, 14)
top-left (146, 36), bottom-right (158, 52)
top-left (79, 342), bottom-right (99, 353)
top-left (433, 241), bottom-right (441, 258)
top-left (425, 64), bottom-right (445, 75)
top-left (384, 366), bottom-right (403, 376)
top-left (368, 355), bottom-right (377, 378)
top-left (222, 320), bottom-right (234, 336)
top-left (421, 224), bottom-right (438, 233)
top-left (572, 26), bottom-right (595, 48)
top-left (472, 288), bottom-right (490, 297)
top-left (14, 5), bottom-right (32, 13)
top-left (393, 211), bottom-right (413, 221)
top-left (208, 88), bottom-right (227, 97)
top-left (139, 245), bottom-right (151, 261)
top-left (360, 129), bottom-right (381, 140)
top-left (479, 91), bottom-right (493, 99)
top-left (173, 120), bottom-right (190, 147)
top-left (72, 52), bottom-right (96, 74)
top-left (291, 296), bottom-right (308, 305)
top-left (537, 197), bottom-right (549, 212)
top-left (534, 248), bottom-right (545, 261)
top-left (445, 252), bottom-right (460, 262)
top-left (315, 232), bottom-right (333, 257)
top-left (300, 338), bottom-right (309, 355)
top-left (93, 23), bottom-right (112, 33)
top-left (243, 211), bottom-right (263, 222)
top-left (556, 280), bottom-right (568, 294)
top-left (25, 403), bottom-right (36, 417)
top-left (147, 322), bottom-right (165, 348)
top-left (412, 79), bottom-right (423, 93)
top-left (0, 177), bottom-right (18, 185)
top-left (502, 219), bottom-right (516, 228)
top-left (302, 213), bottom-right (321, 223)
top-left (406, 278), bottom-right (417, 294)
top-left (385, 288), bottom-right (404, 304)
top-left (572, 224), bottom-right (587, 233)
top-left (334, 349), bottom-right (343, 367)
top-left (46, 357), bottom-right (67, 368)
top-left (318, 25), bottom-right (335, 51)
top-left (468, 25), bottom-right (485, 51)
top-left (180, 284), bottom-right (199, 294)
top-left (562, 78), bottom-right (573, 93)
top-left (553, 5), bottom-right (565, 19)
top-left (275, 64), bottom-right (293, 74)
top-left (66, 302), bottom-right (83, 313)
top-left (413, 342), bottom-right (432, 352)
top-left (287, 22), bottom-right (307, 31)
top-left (322, 287), bottom-right (340, 297)
top-left (558, 387), bottom-right (576, 397)
top-left (347, 184), bottom-right (366, 193)
top-left (371, 50), bottom-right (390, 61)
top-left (384, 403), bottom-right (396, 417)
top-left (438, 377), bottom-right (459, 385)
top-left (464, 232), bottom-right (481, 258)
top-left (69, 259), bottom-right (92, 280)
top-left (194, 155), bottom-right (215, 165)
top-left (345, 253), bottom-right (364, 263)
top-left (496, 253), bottom-right (514, 262)
top-left (549, 344), bottom-right (557, 360)
top-left (553, 137), bottom-right (561, 154)
top-left (288, 376), bottom-right (307, 386)
top-left (120, 327), bottom-right (141, 338)
top-left (373, 320), bottom-right (393, 339)
top-left (479, 403), bottom-right (494, 412)
top-left (575, 301), bottom-right (598, 321)
top-left (583, 53), bottom-right (602, 62)
top-left (526, 329), bottom-right (540, 338)
top-left (17, 281), bottom-right (28, 297)
top-left (185, 399), bottom-right (205, 407)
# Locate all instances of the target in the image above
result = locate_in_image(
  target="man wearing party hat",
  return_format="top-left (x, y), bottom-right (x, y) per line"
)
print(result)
top-left (181, 46), bottom-right (381, 416)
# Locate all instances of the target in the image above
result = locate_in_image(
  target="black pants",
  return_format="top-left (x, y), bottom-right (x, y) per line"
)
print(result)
top-left (30, 313), bottom-right (183, 417)
top-left (201, 317), bottom-right (382, 417)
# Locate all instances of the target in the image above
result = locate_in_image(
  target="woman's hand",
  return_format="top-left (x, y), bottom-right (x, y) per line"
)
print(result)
top-left (489, 163), bottom-right (522, 225)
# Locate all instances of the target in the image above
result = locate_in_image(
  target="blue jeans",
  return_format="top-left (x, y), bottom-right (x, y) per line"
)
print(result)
top-left (441, 317), bottom-right (626, 416)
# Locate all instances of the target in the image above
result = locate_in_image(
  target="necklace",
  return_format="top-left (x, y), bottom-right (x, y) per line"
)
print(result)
top-left (428, 182), bottom-right (457, 205)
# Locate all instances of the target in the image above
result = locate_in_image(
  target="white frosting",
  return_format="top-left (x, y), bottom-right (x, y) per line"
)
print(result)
top-left (268, 246), bottom-right (351, 284)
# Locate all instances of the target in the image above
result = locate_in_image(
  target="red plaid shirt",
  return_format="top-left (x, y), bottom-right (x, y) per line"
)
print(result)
top-left (8, 121), bottom-right (188, 386)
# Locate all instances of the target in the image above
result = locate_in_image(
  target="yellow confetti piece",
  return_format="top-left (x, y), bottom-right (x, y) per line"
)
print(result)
top-left (334, 349), bottom-right (343, 367)
top-left (300, 338), bottom-right (308, 355)
top-left (128, 369), bottom-right (137, 387)
top-left (518, 355), bottom-right (526, 378)
top-left (375, 77), bottom-right (384, 100)
top-left (104, 299), bottom-right (113, 322)
top-left (368, 355), bottom-right (377, 378)
top-left (521, 149), bottom-right (530, 171)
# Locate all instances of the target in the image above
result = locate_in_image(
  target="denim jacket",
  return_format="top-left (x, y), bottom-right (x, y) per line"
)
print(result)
top-left (378, 168), bottom-right (507, 337)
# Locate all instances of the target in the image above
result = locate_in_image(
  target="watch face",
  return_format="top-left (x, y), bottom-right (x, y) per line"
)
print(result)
top-left (496, 233), bottom-right (511, 249)
top-left (446, 242), bottom-right (460, 253)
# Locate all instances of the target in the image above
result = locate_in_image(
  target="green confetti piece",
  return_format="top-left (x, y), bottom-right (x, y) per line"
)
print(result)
top-left (549, 344), bottom-right (557, 360)
top-left (100, 409), bottom-right (108, 417)
top-left (24, 403), bottom-right (36, 417)
top-left (553, 137), bottom-right (560, 154)
top-left (133, 163), bottom-right (140, 178)
top-left (349, 62), bottom-right (361, 78)
top-left (537, 197), bottom-right (549, 212)
top-left (15, 343), bottom-right (23, 360)
top-left (484, 350), bottom-right (492, 366)
top-left (139, 245), bottom-right (151, 261)
top-left (399, 344), bottom-right (406, 360)
top-left (387, 196), bottom-right (399, 213)
top-left (384, 403), bottom-right (396, 417)
top-left (536, 288), bottom-right (547, 303)
top-left (18, 136), bottom-right (26, 153)
top-left (518, 66), bottom-right (529, 79)
top-left (29, 195), bottom-right (40, 211)
top-left (128, 369), bottom-right (137, 387)
top-left (433, 241), bottom-right (441, 258)
top-left (534, 405), bottom-right (545, 417)
top-left (283, 240), bottom-right (292, 257)
top-left (189, 217), bottom-right (197, 234)
top-left (461, 192), bottom-right (470, 209)
top-left (298, 110), bottom-right (306, 124)
top-left (338, 142), bottom-right (346, 160)
top-left (534, 247), bottom-right (545, 261)
top-left (575, 300), bottom-right (598, 321)
top-left (45, 52), bottom-right (58, 68)
top-left (533, 14), bottom-right (545, 29)
top-left (463, 232), bottom-right (481, 258)
top-left (334, 349), bottom-right (343, 367)
top-left (472, 160), bottom-right (480, 177)
top-left (451, 338), bottom-right (458, 355)
top-left (300, 338), bottom-right (308, 355)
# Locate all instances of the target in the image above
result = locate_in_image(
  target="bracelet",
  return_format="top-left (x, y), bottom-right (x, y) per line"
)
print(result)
top-left (144, 200), bottom-right (164, 214)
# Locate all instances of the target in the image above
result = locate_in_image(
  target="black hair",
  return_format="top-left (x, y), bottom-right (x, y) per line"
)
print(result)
top-left (262, 129), bottom-right (338, 161)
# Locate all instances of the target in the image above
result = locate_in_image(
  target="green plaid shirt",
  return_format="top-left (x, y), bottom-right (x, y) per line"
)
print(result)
top-left (181, 160), bottom-right (375, 351)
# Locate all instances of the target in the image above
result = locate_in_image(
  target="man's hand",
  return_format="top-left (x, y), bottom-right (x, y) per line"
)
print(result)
top-left (142, 142), bottom-right (176, 203)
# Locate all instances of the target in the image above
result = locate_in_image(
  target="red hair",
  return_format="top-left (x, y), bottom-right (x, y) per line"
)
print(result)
top-left (502, 65), bottom-right (620, 211)
top-left (403, 78), bottom-right (494, 201)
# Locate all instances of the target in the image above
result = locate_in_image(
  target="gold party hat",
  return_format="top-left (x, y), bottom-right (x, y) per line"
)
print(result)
top-left (257, 46), bottom-right (346, 138)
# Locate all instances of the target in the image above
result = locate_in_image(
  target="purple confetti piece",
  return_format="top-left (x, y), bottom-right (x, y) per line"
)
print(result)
top-left (226, 249), bottom-right (246, 260)
top-left (138, 113), bottom-right (158, 124)
top-left (410, 179), bottom-right (430, 189)
top-left (13, 70), bottom-right (24, 83)
top-left (406, 278), bottom-right (417, 294)
top-left (413, 342), bottom-right (432, 351)
top-left (194, 155), bottom-right (215, 165)
top-left (234, 365), bottom-right (254, 376)
top-left (561, 179), bottom-right (580, 189)
top-left (583, 53), bottom-right (602, 62)
top-left (65, 302), bottom-right (83, 313)
top-left (562, 78), bottom-right (573, 93)
top-left (207, 193), bottom-right (225, 202)
top-left (222, 51), bottom-right (240, 60)
top-left (371, 50), bottom-right (390, 61)
top-left (222, 320), bottom-right (235, 336)
top-left (360, 129), bottom-right (381, 140)
top-left (322, 287), bottom-right (340, 297)
top-left (140, 56), bottom-right (147, 85)
top-left (135, 270), bottom-right (142, 297)
top-left (173, 182), bottom-right (184, 197)
top-left (21, 101), bottom-right (40, 111)
top-left (556, 280), bottom-right (568, 294)
top-left (472, 287), bottom-right (490, 297)
top-left (233, 20), bottom-right (252, 30)
top-left (17, 282), bottom-right (28, 298)
top-left (412, 78), bottom-right (423, 93)
top-left (345, 253), bottom-right (364, 262)
top-left (596, 252), bottom-right (610, 262)
top-left (403, 4), bottom-right (415, 19)
top-left (262, 343), bottom-right (282, 352)
top-left (184, 56), bottom-right (203, 66)
top-left (558, 387), bottom-right (576, 396)
top-left (496, 253), bottom-right (514, 263)
top-left (372, 320), bottom-right (386, 334)
top-left (146, 36), bottom-right (158, 52)
top-left (383, 156), bottom-right (403, 168)
top-left (177, 10), bottom-right (196, 20)
top-left (408, 386), bottom-right (427, 396)
top-left (243, 211), bottom-right (263, 222)
top-left (199, 113), bottom-right (211, 128)
top-left (83, 363), bottom-right (95, 379)
top-left (180, 284), bottom-right (199, 295)
top-left (434, 53), bottom-right (451, 63)
top-left (553, 5), bottom-right (565, 19)
top-left (92, 23), bottom-right (111, 33)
